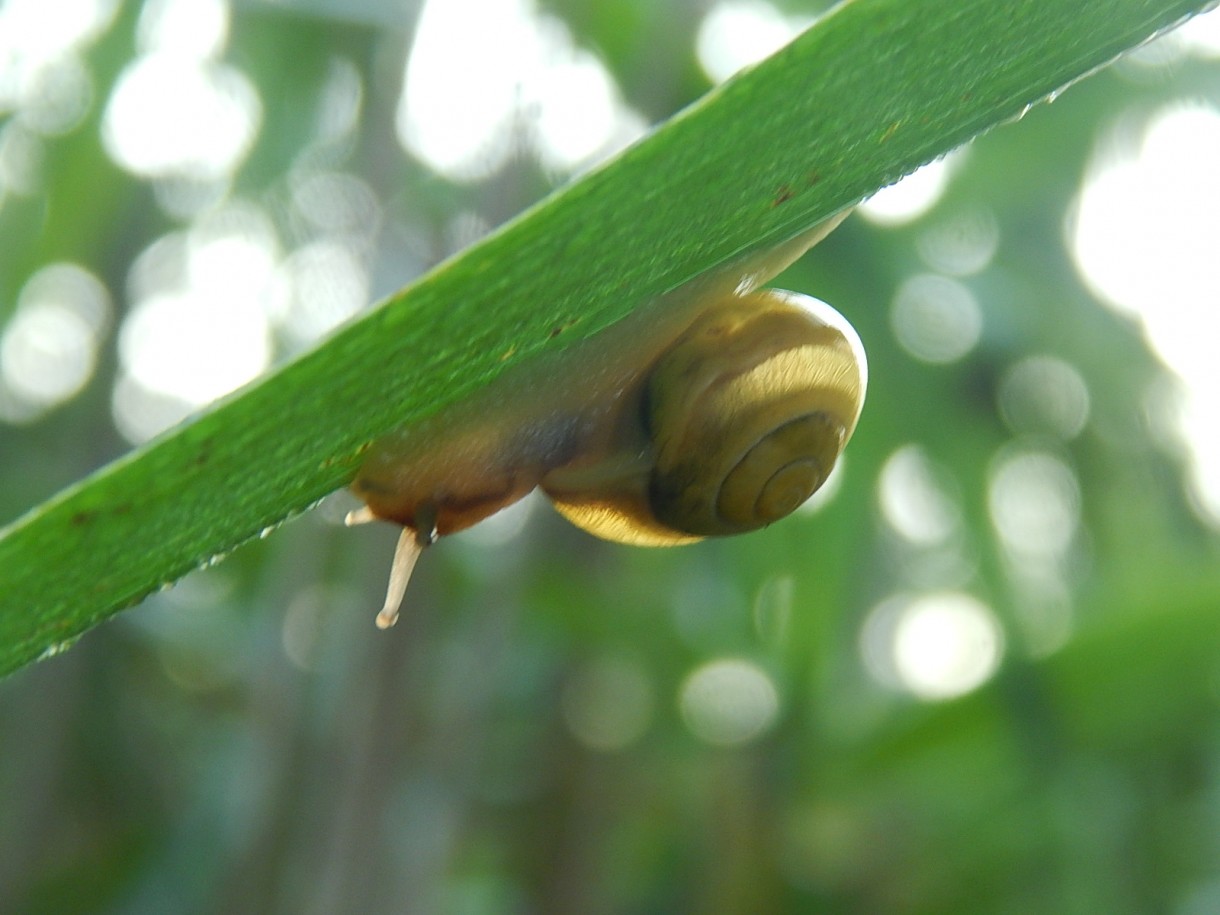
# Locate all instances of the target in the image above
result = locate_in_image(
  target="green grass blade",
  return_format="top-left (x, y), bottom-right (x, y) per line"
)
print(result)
top-left (0, 0), bottom-right (1208, 676)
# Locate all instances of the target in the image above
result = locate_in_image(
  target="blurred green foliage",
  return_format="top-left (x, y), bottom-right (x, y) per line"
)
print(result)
top-left (2, 0), bottom-right (1220, 913)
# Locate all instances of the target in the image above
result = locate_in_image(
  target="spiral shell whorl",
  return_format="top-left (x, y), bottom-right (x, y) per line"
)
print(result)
top-left (645, 291), bottom-right (862, 537)
top-left (717, 412), bottom-right (843, 525)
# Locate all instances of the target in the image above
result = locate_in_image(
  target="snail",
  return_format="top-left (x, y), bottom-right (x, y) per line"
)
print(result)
top-left (346, 211), bottom-right (867, 628)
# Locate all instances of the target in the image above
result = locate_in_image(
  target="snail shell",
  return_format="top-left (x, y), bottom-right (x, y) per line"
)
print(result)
top-left (348, 212), bottom-right (866, 628)
top-left (542, 289), bottom-right (864, 545)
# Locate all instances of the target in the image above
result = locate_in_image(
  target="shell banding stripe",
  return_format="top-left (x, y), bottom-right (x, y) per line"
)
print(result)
top-left (703, 342), bottom-right (862, 436)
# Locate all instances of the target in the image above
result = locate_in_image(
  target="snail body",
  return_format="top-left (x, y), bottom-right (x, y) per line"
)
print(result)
top-left (348, 213), bottom-right (866, 628)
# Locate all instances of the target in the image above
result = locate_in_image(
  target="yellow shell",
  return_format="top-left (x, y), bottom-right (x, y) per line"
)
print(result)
top-left (544, 288), bottom-right (865, 544)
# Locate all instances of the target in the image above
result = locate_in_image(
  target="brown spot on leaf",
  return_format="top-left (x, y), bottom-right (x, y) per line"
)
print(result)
top-left (772, 184), bottom-right (794, 207)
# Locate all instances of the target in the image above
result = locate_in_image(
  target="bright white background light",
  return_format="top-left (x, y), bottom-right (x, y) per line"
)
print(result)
top-left (397, 0), bottom-right (642, 182)
top-left (695, 0), bottom-right (809, 83)
top-left (862, 592), bottom-right (1004, 701)
top-left (679, 658), bottom-right (780, 746)
top-left (101, 0), bottom-right (261, 184)
top-left (1070, 103), bottom-right (1220, 523)
top-left (860, 155), bottom-right (962, 226)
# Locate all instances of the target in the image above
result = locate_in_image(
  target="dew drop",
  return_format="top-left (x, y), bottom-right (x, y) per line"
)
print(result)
top-left (38, 636), bottom-right (81, 660)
